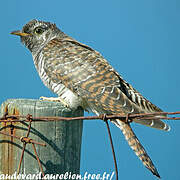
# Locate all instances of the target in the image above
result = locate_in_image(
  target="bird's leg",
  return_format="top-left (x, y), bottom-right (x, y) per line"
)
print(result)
top-left (39, 96), bottom-right (69, 108)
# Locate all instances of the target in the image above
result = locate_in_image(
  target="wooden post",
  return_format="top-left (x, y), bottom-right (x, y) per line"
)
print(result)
top-left (0, 99), bottom-right (83, 178)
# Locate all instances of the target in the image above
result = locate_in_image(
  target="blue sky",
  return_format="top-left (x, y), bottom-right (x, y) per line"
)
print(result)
top-left (0, 0), bottom-right (180, 179)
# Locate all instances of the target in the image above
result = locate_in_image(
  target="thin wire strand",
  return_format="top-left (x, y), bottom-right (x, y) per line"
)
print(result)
top-left (105, 120), bottom-right (118, 180)
top-left (32, 143), bottom-right (45, 177)
top-left (0, 111), bottom-right (179, 122)
top-left (17, 143), bottom-right (26, 175)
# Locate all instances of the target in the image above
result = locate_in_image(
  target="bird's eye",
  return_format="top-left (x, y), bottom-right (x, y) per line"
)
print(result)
top-left (34, 27), bottom-right (44, 35)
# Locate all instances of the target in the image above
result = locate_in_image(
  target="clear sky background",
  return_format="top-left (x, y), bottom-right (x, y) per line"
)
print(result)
top-left (0, 0), bottom-right (180, 179)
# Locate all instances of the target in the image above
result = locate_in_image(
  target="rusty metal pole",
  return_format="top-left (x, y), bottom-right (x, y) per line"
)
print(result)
top-left (0, 99), bottom-right (83, 178)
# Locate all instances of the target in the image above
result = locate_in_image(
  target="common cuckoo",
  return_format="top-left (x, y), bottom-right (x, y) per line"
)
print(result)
top-left (11, 19), bottom-right (170, 178)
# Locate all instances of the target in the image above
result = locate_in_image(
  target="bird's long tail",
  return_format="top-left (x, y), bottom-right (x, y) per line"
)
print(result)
top-left (112, 119), bottom-right (160, 178)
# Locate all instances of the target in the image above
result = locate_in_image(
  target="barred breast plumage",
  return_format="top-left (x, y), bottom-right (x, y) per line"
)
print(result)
top-left (33, 47), bottom-right (82, 109)
top-left (11, 19), bottom-right (170, 178)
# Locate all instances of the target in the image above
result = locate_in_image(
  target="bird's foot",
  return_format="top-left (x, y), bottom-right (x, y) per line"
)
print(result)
top-left (40, 96), bottom-right (69, 108)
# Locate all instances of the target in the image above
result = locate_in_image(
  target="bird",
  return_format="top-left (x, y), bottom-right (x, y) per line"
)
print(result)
top-left (11, 19), bottom-right (170, 178)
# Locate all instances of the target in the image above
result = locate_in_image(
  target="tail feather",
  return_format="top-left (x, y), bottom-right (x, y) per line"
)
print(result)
top-left (134, 118), bottom-right (170, 131)
top-left (112, 119), bottom-right (160, 178)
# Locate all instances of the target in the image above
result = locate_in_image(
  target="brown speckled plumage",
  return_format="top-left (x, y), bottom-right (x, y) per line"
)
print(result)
top-left (11, 19), bottom-right (170, 178)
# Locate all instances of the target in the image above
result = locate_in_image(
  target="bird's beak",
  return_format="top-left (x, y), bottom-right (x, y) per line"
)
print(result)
top-left (11, 30), bottom-right (31, 37)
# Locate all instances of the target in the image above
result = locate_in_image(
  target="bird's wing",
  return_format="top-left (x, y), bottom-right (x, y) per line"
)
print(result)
top-left (42, 38), bottom-right (169, 177)
top-left (42, 37), bottom-right (169, 131)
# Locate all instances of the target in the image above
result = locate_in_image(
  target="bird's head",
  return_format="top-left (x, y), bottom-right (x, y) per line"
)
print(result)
top-left (11, 19), bottom-right (65, 53)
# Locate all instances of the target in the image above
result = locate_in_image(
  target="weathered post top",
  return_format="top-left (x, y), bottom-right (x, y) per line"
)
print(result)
top-left (0, 99), bottom-right (84, 179)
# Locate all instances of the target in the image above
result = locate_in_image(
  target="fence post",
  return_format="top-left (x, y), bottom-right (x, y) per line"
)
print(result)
top-left (0, 99), bottom-right (84, 178)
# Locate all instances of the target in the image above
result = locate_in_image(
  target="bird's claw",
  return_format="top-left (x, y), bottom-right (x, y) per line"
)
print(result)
top-left (39, 96), bottom-right (69, 108)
